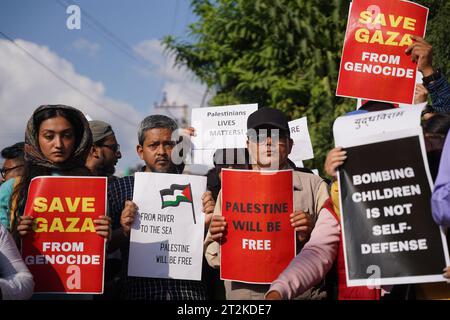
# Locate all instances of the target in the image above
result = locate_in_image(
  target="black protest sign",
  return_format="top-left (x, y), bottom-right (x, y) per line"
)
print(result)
top-left (339, 135), bottom-right (448, 286)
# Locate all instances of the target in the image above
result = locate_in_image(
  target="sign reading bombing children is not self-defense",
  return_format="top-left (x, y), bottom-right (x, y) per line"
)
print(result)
top-left (220, 169), bottom-right (295, 284)
top-left (334, 106), bottom-right (450, 286)
top-left (21, 176), bottom-right (107, 294)
top-left (336, 0), bottom-right (428, 104)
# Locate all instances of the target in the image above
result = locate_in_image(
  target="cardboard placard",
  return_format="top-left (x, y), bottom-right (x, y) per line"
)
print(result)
top-left (336, 0), bottom-right (428, 104)
top-left (22, 176), bottom-right (107, 294)
top-left (128, 172), bottom-right (207, 281)
top-left (334, 106), bottom-right (450, 286)
top-left (220, 169), bottom-right (295, 283)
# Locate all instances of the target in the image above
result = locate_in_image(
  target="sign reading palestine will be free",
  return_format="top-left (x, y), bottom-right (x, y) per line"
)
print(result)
top-left (220, 169), bottom-right (295, 284)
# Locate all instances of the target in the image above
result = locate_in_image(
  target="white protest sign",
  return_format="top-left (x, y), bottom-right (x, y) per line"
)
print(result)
top-left (288, 117), bottom-right (314, 165)
top-left (192, 149), bottom-right (216, 167)
top-left (190, 104), bottom-right (258, 165)
top-left (333, 106), bottom-right (450, 287)
top-left (293, 159), bottom-right (304, 168)
top-left (333, 105), bottom-right (423, 148)
top-left (128, 172), bottom-right (207, 281)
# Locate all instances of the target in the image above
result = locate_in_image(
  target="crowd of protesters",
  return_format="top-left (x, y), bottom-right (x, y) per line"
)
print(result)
top-left (0, 35), bottom-right (449, 300)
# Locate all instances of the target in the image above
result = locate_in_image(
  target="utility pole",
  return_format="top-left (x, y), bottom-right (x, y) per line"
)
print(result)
top-left (153, 92), bottom-right (189, 127)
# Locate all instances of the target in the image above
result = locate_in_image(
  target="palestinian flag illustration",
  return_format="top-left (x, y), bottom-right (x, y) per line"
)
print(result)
top-left (159, 184), bottom-right (196, 224)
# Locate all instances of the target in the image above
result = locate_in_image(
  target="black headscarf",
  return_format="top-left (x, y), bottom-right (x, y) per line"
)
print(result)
top-left (10, 105), bottom-right (92, 232)
top-left (24, 104), bottom-right (92, 171)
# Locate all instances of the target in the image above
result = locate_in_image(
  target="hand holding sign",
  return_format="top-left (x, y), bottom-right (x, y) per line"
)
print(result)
top-left (405, 35), bottom-right (433, 76)
top-left (290, 211), bottom-right (312, 242)
top-left (444, 267), bottom-right (450, 280)
top-left (265, 290), bottom-right (282, 300)
top-left (120, 200), bottom-right (138, 236)
top-left (414, 83), bottom-right (429, 104)
top-left (182, 126), bottom-right (196, 137)
top-left (93, 215), bottom-right (112, 240)
top-left (202, 191), bottom-right (216, 227)
top-left (210, 215), bottom-right (227, 242)
top-left (324, 147), bottom-right (347, 178)
top-left (17, 215), bottom-right (33, 237)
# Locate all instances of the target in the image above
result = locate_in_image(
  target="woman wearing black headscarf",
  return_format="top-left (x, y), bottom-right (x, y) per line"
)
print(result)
top-left (0, 104), bottom-right (111, 270)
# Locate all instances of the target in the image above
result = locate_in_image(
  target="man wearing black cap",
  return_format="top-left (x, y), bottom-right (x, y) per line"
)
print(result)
top-left (86, 120), bottom-right (122, 178)
top-left (245, 107), bottom-right (295, 170)
top-left (204, 107), bottom-right (334, 300)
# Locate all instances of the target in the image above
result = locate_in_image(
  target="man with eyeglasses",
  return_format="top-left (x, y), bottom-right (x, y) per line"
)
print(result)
top-left (85, 120), bottom-right (123, 300)
top-left (1, 142), bottom-right (25, 184)
top-left (86, 120), bottom-right (122, 179)
top-left (204, 107), bottom-right (337, 300)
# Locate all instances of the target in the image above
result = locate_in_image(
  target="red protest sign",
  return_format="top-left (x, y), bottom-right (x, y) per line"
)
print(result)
top-left (21, 176), bottom-right (107, 294)
top-left (336, 0), bottom-right (428, 104)
top-left (220, 169), bottom-right (294, 283)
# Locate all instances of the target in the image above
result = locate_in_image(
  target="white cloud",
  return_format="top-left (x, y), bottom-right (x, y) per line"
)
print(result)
top-left (134, 39), bottom-right (212, 112)
top-left (0, 39), bottom-right (143, 174)
top-left (72, 38), bottom-right (100, 57)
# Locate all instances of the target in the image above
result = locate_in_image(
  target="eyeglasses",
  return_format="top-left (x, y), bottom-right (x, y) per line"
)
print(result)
top-left (1, 164), bottom-right (24, 179)
top-left (99, 143), bottom-right (120, 153)
top-left (247, 130), bottom-right (289, 145)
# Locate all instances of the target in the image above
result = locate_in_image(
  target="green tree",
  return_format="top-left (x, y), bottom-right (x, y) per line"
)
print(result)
top-left (416, 0), bottom-right (450, 78)
top-left (164, 0), bottom-right (354, 175)
top-left (164, 0), bottom-right (448, 175)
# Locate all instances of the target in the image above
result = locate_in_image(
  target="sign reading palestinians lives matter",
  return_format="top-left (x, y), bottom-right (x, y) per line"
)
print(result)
top-left (334, 106), bottom-right (450, 286)
top-left (191, 104), bottom-right (258, 166)
top-left (289, 117), bottom-right (314, 167)
top-left (220, 169), bottom-right (295, 283)
top-left (336, 0), bottom-right (428, 104)
top-left (128, 172), bottom-right (207, 281)
top-left (22, 176), bottom-right (107, 294)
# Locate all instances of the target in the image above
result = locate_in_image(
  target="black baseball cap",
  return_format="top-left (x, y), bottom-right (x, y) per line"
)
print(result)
top-left (360, 100), bottom-right (396, 112)
top-left (247, 107), bottom-right (290, 136)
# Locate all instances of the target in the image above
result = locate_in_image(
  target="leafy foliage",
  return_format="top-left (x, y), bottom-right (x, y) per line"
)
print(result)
top-left (416, 0), bottom-right (450, 78)
top-left (164, 0), bottom-right (447, 175)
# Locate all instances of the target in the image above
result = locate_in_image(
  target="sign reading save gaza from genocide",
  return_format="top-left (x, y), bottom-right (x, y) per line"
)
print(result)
top-left (336, 0), bottom-right (428, 104)
top-left (21, 176), bottom-right (107, 294)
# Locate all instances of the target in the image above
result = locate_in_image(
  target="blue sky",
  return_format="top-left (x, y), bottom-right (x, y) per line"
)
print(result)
top-left (0, 0), bottom-right (208, 172)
